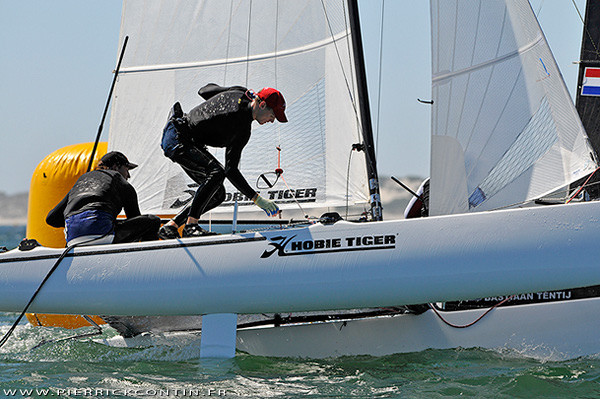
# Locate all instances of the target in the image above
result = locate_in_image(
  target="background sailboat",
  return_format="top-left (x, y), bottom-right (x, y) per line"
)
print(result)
top-left (573, 0), bottom-right (600, 198)
top-left (429, 0), bottom-right (596, 215)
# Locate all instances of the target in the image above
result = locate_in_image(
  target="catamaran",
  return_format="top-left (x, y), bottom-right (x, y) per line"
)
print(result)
top-left (2, 0), bottom-right (600, 359)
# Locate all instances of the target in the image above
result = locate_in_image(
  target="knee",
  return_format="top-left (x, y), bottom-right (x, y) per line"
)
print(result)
top-left (207, 161), bottom-right (224, 179)
top-left (146, 214), bottom-right (162, 229)
top-left (214, 186), bottom-right (226, 204)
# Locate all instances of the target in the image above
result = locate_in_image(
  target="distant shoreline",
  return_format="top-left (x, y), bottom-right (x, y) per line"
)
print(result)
top-left (0, 220), bottom-right (26, 227)
top-left (0, 191), bottom-right (28, 227)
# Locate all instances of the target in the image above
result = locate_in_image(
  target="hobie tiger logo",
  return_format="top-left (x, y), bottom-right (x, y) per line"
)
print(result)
top-left (261, 234), bottom-right (396, 258)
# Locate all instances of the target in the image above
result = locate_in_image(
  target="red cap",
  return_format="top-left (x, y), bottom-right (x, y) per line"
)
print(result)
top-left (257, 87), bottom-right (288, 123)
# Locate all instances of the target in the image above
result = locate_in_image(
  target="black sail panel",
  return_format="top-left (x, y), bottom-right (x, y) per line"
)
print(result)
top-left (575, 0), bottom-right (600, 197)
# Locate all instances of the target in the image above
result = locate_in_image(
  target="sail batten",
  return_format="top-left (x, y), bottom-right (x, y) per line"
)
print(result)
top-left (432, 35), bottom-right (543, 83)
top-left (118, 32), bottom-right (351, 75)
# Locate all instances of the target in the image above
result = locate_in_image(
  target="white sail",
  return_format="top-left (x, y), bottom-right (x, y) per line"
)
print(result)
top-left (429, 0), bottom-right (597, 216)
top-left (107, 0), bottom-right (370, 218)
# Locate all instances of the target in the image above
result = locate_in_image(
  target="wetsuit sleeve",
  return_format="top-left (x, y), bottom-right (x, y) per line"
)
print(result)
top-left (120, 180), bottom-right (142, 218)
top-left (46, 194), bottom-right (68, 228)
top-left (224, 133), bottom-right (257, 200)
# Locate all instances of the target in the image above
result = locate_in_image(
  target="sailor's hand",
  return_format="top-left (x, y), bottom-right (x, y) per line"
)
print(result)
top-left (253, 194), bottom-right (280, 217)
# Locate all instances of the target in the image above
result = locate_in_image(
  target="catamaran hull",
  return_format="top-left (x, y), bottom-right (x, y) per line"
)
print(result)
top-left (0, 201), bottom-right (599, 315)
top-left (238, 299), bottom-right (600, 360)
top-left (100, 296), bottom-right (600, 360)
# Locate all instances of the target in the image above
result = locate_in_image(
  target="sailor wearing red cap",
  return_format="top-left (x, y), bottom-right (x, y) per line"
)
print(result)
top-left (159, 84), bottom-right (288, 239)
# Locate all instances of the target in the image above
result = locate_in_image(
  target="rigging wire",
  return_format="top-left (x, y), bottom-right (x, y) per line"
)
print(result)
top-left (375, 0), bottom-right (386, 159)
top-left (245, 0), bottom-right (254, 88)
top-left (87, 36), bottom-right (128, 173)
top-left (346, 148), bottom-right (354, 219)
top-left (235, 0), bottom-right (254, 229)
top-left (274, 0), bottom-right (279, 89)
top-left (260, 147), bottom-right (309, 220)
top-left (280, 174), bottom-right (309, 219)
top-left (534, 0), bottom-right (545, 17)
top-left (274, 0), bottom-right (283, 148)
top-left (572, 0), bottom-right (600, 59)
top-left (342, 0), bottom-right (357, 104)
top-left (31, 315), bottom-right (104, 350)
top-left (319, 0), bottom-right (364, 143)
top-left (223, 0), bottom-right (235, 84)
top-left (320, 0), bottom-right (382, 221)
top-left (0, 234), bottom-right (111, 349)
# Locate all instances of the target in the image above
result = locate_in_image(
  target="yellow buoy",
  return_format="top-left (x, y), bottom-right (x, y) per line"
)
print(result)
top-left (26, 142), bottom-right (108, 328)
top-left (25, 313), bottom-right (106, 329)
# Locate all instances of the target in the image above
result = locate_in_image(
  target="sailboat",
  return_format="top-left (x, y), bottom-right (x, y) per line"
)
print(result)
top-left (2, 0), bottom-right (600, 359)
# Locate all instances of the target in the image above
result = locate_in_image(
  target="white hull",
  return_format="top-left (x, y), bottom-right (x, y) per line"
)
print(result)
top-left (1, 202), bottom-right (600, 316)
top-left (100, 296), bottom-right (600, 360)
top-left (239, 300), bottom-right (600, 360)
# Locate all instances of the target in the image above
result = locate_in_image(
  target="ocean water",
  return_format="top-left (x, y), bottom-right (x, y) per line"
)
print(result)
top-left (1, 225), bottom-right (600, 398)
top-left (0, 225), bottom-right (26, 251)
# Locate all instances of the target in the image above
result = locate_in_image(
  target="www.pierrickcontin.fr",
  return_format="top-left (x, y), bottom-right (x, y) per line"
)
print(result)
top-left (3, 388), bottom-right (228, 396)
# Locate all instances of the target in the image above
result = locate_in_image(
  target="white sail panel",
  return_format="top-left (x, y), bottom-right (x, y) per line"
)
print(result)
top-left (430, 0), bottom-right (597, 215)
top-left (108, 0), bottom-right (369, 217)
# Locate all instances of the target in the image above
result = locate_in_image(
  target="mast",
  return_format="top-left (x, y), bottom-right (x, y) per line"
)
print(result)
top-left (575, 0), bottom-right (600, 198)
top-left (347, 0), bottom-right (383, 221)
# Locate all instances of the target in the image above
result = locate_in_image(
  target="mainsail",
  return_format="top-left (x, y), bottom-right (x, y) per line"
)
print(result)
top-left (429, 0), bottom-right (597, 215)
top-left (107, 0), bottom-right (370, 218)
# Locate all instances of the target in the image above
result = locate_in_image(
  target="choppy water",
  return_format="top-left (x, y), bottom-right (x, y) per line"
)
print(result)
top-left (1, 225), bottom-right (600, 398)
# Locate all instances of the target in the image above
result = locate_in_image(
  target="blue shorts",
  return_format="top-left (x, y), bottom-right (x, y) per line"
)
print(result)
top-left (65, 210), bottom-right (114, 243)
top-left (161, 120), bottom-right (184, 158)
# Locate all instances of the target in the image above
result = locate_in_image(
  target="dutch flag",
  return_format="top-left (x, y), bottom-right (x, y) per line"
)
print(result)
top-left (581, 67), bottom-right (600, 96)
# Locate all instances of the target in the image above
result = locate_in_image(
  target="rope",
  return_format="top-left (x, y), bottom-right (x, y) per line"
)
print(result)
top-left (0, 234), bottom-right (110, 349)
top-left (260, 146), bottom-right (310, 219)
top-left (428, 296), bottom-right (514, 329)
top-left (484, 171), bottom-right (600, 212)
top-left (566, 166), bottom-right (600, 203)
top-left (280, 174), bottom-right (309, 219)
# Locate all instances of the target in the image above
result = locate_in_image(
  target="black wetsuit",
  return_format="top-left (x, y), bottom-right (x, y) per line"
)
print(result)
top-left (161, 84), bottom-right (258, 224)
top-left (46, 169), bottom-right (160, 244)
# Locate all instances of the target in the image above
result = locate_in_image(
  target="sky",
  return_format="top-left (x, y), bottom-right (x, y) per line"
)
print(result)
top-left (0, 0), bottom-right (588, 194)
